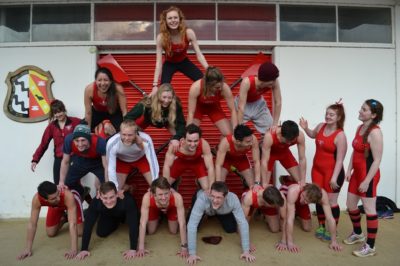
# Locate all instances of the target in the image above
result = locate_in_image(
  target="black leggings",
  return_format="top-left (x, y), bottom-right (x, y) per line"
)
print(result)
top-left (91, 106), bottom-right (123, 133)
top-left (53, 157), bottom-right (62, 185)
top-left (161, 57), bottom-right (203, 84)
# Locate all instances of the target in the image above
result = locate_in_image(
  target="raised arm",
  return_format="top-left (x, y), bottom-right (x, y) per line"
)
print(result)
top-left (17, 196), bottom-right (41, 260)
top-left (299, 119), bottom-right (322, 139)
top-left (237, 77), bottom-right (250, 125)
top-left (187, 28), bottom-right (208, 70)
top-left (271, 79), bottom-right (282, 126)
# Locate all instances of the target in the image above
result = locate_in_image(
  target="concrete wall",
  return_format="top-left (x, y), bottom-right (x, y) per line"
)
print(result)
top-left (0, 46), bottom-right (97, 217)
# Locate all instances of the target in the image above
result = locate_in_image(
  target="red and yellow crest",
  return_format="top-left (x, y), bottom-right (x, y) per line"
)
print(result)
top-left (4, 65), bottom-right (54, 123)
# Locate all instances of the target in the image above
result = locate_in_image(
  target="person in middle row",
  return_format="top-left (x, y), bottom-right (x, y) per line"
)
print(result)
top-left (106, 119), bottom-right (159, 194)
top-left (215, 124), bottom-right (261, 190)
top-left (187, 66), bottom-right (237, 137)
top-left (163, 124), bottom-right (215, 192)
top-left (125, 83), bottom-right (186, 152)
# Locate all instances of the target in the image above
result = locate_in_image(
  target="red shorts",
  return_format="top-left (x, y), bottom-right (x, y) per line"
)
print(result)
top-left (116, 156), bottom-right (150, 175)
top-left (194, 103), bottom-right (226, 123)
top-left (148, 207), bottom-right (178, 221)
top-left (46, 191), bottom-right (83, 227)
top-left (268, 149), bottom-right (298, 171)
top-left (222, 154), bottom-right (251, 172)
top-left (170, 158), bottom-right (207, 179)
top-left (348, 165), bottom-right (380, 198)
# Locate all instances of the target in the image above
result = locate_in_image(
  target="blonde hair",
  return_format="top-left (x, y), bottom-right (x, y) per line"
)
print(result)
top-left (148, 83), bottom-right (178, 128)
top-left (159, 6), bottom-right (187, 57)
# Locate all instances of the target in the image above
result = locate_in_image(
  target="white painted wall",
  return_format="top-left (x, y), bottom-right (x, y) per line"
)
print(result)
top-left (274, 46), bottom-right (397, 208)
top-left (0, 46), bottom-right (97, 218)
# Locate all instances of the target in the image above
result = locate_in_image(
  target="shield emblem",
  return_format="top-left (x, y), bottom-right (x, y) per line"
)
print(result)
top-left (4, 65), bottom-right (54, 123)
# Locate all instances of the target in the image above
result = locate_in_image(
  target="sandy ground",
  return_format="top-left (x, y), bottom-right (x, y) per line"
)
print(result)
top-left (1, 213), bottom-right (398, 266)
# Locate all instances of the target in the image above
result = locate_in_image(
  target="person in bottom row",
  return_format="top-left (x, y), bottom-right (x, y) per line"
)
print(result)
top-left (75, 182), bottom-right (139, 260)
top-left (281, 180), bottom-right (342, 253)
top-left (137, 177), bottom-right (188, 258)
top-left (187, 181), bottom-right (255, 265)
top-left (17, 181), bottom-right (83, 260)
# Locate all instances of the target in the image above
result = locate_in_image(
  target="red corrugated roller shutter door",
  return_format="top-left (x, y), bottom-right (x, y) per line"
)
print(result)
top-left (100, 53), bottom-right (272, 207)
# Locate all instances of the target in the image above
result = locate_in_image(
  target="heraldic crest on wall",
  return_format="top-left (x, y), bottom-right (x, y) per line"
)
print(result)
top-left (4, 65), bottom-right (54, 123)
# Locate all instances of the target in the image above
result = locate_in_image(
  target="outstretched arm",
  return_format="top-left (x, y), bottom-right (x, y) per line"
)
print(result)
top-left (187, 29), bottom-right (208, 70)
top-left (271, 79), bottom-right (282, 126)
top-left (222, 83), bottom-right (238, 130)
top-left (237, 78), bottom-right (250, 125)
top-left (17, 196), bottom-right (41, 260)
top-left (151, 34), bottom-right (164, 96)
top-left (64, 191), bottom-right (78, 259)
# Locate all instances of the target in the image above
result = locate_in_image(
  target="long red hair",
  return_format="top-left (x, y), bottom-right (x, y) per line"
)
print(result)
top-left (159, 6), bottom-right (187, 57)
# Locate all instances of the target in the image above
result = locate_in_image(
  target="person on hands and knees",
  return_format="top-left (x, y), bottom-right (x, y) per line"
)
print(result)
top-left (75, 182), bottom-right (139, 260)
top-left (137, 177), bottom-right (188, 259)
top-left (241, 185), bottom-right (288, 250)
top-left (17, 181), bottom-right (83, 260)
top-left (187, 181), bottom-right (255, 265)
top-left (281, 181), bottom-right (342, 253)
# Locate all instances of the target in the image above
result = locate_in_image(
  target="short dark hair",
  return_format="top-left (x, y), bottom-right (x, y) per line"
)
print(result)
top-left (210, 181), bottom-right (229, 196)
top-left (234, 124), bottom-right (252, 141)
top-left (99, 181), bottom-right (117, 195)
top-left (37, 181), bottom-right (57, 199)
top-left (281, 120), bottom-right (299, 141)
top-left (150, 177), bottom-right (171, 194)
top-left (185, 123), bottom-right (202, 138)
top-left (262, 186), bottom-right (284, 207)
top-left (304, 184), bottom-right (322, 203)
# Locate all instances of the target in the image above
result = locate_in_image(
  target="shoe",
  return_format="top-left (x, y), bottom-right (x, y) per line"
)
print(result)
top-left (315, 225), bottom-right (325, 239)
top-left (343, 232), bottom-right (365, 245)
top-left (322, 230), bottom-right (331, 241)
top-left (378, 209), bottom-right (394, 219)
top-left (352, 243), bottom-right (376, 257)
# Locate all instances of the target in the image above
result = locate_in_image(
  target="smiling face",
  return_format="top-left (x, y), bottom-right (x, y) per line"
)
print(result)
top-left (73, 137), bottom-right (90, 152)
top-left (100, 190), bottom-right (118, 209)
top-left (236, 135), bottom-right (253, 149)
top-left (160, 91), bottom-right (173, 108)
top-left (95, 72), bottom-right (111, 94)
top-left (184, 132), bottom-right (200, 153)
top-left (166, 10), bottom-right (180, 30)
top-left (154, 187), bottom-right (170, 206)
top-left (325, 108), bottom-right (339, 126)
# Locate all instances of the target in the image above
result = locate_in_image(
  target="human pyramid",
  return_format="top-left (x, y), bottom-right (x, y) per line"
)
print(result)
top-left (19, 5), bottom-right (384, 264)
